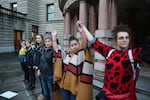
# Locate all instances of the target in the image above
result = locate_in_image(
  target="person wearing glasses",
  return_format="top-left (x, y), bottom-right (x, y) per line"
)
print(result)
top-left (76, 21), bottom-right (150, 100)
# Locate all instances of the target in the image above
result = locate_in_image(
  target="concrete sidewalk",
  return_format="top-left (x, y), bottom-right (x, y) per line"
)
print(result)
top-left (0, 53), bottom-right (41, 100)
top-left (0, 53), bottom-right (150, 100)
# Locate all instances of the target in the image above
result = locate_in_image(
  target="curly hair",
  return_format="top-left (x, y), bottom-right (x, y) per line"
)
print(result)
top-left (112, 25), bottom-right (131, 40)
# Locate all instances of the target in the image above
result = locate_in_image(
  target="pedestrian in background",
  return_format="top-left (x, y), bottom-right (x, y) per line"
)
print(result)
top-left (18, 40), bottom-right (29, 82)
top-left (25, 39), bottom-right (35, 90)
top-left (32, 34), bottom-right (45, 100)
top-left (33, 34), bottom-right (44, 69)
top-left (31, 39), bottom-right (36, 49)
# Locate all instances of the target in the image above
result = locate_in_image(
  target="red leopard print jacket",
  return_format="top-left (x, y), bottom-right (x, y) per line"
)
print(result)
top-left (92, 39), bottom-right (143, 100)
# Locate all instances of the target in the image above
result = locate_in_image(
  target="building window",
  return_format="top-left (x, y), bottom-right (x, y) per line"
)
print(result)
top-left (11, 3), bottom-right (17, 11)
top-left (32, 25), bottom-right (38, 39)
top-left (47, 4), bottom-right (54, 21)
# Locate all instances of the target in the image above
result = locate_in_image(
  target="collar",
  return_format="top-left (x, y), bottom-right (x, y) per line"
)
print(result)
top-left (122, 47), bottom-right (128, 51)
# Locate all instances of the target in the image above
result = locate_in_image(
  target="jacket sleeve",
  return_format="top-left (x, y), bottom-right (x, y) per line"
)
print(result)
top-left (33, 49), bottom-right (41, 67)
top-left (88, 38), bottom-right (112, 57)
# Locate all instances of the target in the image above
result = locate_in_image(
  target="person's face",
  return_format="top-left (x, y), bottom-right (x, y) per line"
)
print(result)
top-left (44, 39), bottom-right (52, 48)
top-left (36, 35), bottom-right (42, 44)
top-left (26, 41), bottom-right (31, 48)
top-left (21, 41), bottom-right (25, 47)
top-left (69, 40), bottom-right (80, 52)
top-left (116, 32), bottom-right (130, 50)
top-left (31, 41), bottom-right (35, 45)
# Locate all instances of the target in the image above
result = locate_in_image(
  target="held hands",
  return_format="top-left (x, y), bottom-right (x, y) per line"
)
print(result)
top-left (76, 20), bottom-right (84, 33)
top-left (76, 20), bottom-right (93, 41)
top-left (51, 30), bottom-right (58, 52)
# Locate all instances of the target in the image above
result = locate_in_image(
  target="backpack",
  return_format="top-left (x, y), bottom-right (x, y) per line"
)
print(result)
top-left (106, 49), bottom-right (141, 81)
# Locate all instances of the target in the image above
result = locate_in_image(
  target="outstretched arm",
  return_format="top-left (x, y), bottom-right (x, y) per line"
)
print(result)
top-left (76, 20), bottom-right (113, 57)
top-left (52, 30), bottom-right (58, 53)
top-left (79, 27), bottom-right (87, 48)
top-left (76, 20), bottom-right (94, 41)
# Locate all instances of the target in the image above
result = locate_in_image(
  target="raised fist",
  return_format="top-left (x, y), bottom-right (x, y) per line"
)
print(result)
top-left (76, 20), bottom-right (84, 32)
top-left (51, 30), bottom-right (57, 36)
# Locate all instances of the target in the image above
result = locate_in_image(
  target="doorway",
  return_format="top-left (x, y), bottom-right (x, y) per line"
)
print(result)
top-left (14, 30), bottom-right (22, 53)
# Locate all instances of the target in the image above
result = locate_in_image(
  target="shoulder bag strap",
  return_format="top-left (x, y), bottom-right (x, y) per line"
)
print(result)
top-left (128, 49), bottom-right (136, 80)
top-left (106, 49), bottom-right (115, 59)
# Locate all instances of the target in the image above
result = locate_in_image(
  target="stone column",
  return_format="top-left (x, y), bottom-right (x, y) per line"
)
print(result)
top-left (98, 0), bottom-right (109, 29)
top-left (64, 10), bottom-right (71, 34)
top-left (63, 10), bottom-right (71, 51)
top-left (79, 0), bottom-right (87, 26)
top-left (78, 0), bottom-right (87, 41)
top-left (89, 4), bottom-right (97, 34)
top-left (109, 0), bottom-right (117, 30)
top-left (94, 0), bottom-right (112, 75)
top-left (70, 14), bottom-right (78, 35)
top-left (73, 14), bottom-right (78, 34)
top-left (71, 17), bottom-right (74, 35)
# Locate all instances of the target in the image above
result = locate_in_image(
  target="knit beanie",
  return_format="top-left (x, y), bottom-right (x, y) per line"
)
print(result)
top-left (44, 33), bottom-right (52, 40)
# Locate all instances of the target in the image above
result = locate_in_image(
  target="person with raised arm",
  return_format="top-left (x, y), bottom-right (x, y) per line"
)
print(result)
top-left (52, 30), bottom-right (93, 100)
top-left (76, 20), bottom-right (150, 100)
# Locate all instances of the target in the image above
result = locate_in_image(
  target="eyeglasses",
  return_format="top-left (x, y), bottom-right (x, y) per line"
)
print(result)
top-left (117, 36), bottom-right (130, 40)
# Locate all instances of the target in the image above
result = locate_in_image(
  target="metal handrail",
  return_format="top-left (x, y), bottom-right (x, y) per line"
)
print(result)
top-left (0, 6), bottom-right (26, 19)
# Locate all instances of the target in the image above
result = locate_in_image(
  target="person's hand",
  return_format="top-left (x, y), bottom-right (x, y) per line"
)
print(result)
top-left (51, 30), bottom-right (57, 37)
top-left (33, 66), bottom-right (38, 70)
top-left (76, 20), bottom-right (84, 33)
top-left (52, 30), bottom-right (57, 41)
top-left (37, 70), bottom-right (41, 76)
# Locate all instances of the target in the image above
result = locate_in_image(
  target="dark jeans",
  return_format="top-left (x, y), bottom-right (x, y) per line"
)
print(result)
top-left (61, 88), bottom-right (76, 100)
top-left (28, 68), bottom-right (35, 85)
top-left (39, 75), bottom-right (44, 94)
top-left (40, 74), bottom-right (53, 100)
top-left (20, 62), bottom-right (29, 80)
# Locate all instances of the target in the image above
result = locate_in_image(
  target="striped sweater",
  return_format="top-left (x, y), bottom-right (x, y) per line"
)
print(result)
top-left (54, 46), bottom-right (93, 100)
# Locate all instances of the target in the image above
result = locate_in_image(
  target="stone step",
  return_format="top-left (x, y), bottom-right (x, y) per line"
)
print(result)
top-left (136, 75), bottom-right (150, 93)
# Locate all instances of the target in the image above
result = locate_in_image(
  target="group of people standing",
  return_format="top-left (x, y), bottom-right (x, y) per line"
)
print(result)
top-left (18, 33), bottom-right (54, 100)
top-left (18, 39), bottom-right (36, 90)
top-left (18, 20), bottom-right (150, 100)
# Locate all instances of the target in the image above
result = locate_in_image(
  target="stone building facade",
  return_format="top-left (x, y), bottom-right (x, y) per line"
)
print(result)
top-left (0, 0), bottom-right (64, 53)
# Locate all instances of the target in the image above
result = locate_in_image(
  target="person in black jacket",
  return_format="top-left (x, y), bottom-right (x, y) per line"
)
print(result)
top-left (25, 39), bottom-right (35, 90)
top-left (32, 34), bottom-right (45, 100)
top-left (37, 33), bottom-right (54, 100)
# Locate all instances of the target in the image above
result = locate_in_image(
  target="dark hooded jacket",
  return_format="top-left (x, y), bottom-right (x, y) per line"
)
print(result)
top-left (38, 47), bottom-right (53, 75)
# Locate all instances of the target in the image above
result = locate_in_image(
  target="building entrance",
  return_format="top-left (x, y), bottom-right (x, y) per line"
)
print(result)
top-left (14, 30), bottom-right (22, 53)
